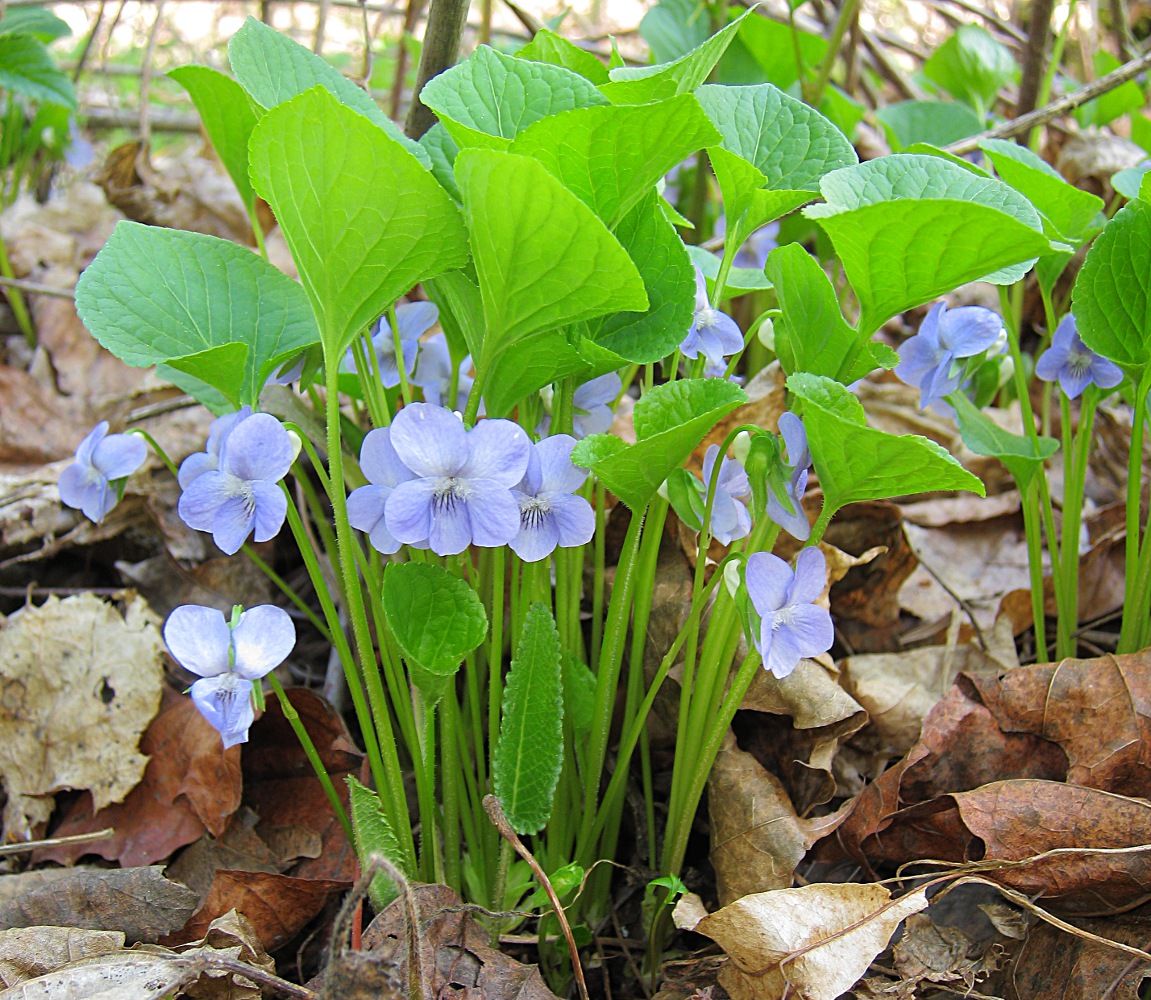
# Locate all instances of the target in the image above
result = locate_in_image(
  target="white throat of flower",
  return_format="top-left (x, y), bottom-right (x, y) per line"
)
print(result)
top-left (432, 476), bottom-right (472, 513)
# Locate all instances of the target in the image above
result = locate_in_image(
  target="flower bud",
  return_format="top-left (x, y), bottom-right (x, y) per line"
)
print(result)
top-left (286, 429), bottom-right (304, 465)
top-left (724, 559), bottom-right (743, 599)
top-left (657, 479), bottom-right (671, 502)
top-left (732, 430), bottom-right (751, 463)
top-left (539, 383), bottom-right (555, 414)
top-left (757, 316), bottom-right (776, 350)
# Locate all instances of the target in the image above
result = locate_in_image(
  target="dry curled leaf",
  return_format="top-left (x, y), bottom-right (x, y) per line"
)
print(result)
top-left (675, 883), bottom-right (928, 1000)
top-left (0, 926), bottom-right (124, 988)
top-left (0, 594), bottom-right (164, 838)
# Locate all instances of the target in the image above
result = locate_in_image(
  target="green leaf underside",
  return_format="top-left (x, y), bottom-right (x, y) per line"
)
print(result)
top-left (788, 374), bottom-right (984, 513)
top-left (482, 329), bottom-right (589, 418)
top-left (573, 379), bottom-right (746, 510)
top-left (979, 138), bottom-right (1104, 240)
top-left (875, 100), bottom-right (983, 152)
top-left (382, 562), bottom-right (487, 675)
top-left (1112, 164), bottom-right (1151, 202)
top-left (346, 775), bottom-right (402, 908)
top-left (74, 221), bottom-right (319, 407)
top-left (228, 16), bottom-right (429, 167)
top-left (510, 95), bottom-right (720, 229)
top-left (0, 33), bottom-right (76, 107)
top-left (696, 83), bottom-right (857, 192)
top-left (169, 65), bottom-right (260, 213)
top-left (249, 87), bottom-right (468, 354)
top-left (588, 192), bottom-right (696, 363)
top-left (723, 14), bottom-right (827, 90)
top-left (455, 148), bottom-right (647, 372)
top-left (639, 0), bottom-right (708, 64)
top-left (950, 393), bottom-right (1058, 489)
top-left (165, 343), bottom-right (249, 408)
top-left (420, 122), bottom-right (462, 202)
top-left (767, 243), bottom-right (882, 383)
top-left (493, 603), bottom-right (564, 835)
top-left (0, 8), bottom-right (71, 42)
top-left (516, 28), bottom-right (609, 85)
top-left (810, 199), bottom-right (1051, 335)
top-left (1072, 196), bottom-right (1151, 372)
top-left (600, 7), bottom-right (750, 104)
top-left (422, 44), bottom-right (608, 149)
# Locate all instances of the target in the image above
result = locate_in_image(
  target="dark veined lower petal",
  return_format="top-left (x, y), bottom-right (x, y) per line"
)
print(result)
top-left (190, 674), bottom-right (255, 748)
top-left (509, 510), bottom-right (560, 562)
top-left (231, 605), bottom-right (296, 679)
top-left (164, 605), bottom-right (231, 677)
top-left (211, 495), bottom-right (258, 555)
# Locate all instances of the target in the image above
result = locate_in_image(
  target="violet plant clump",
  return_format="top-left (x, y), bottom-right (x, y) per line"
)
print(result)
top-left (1036, 314), bottom-right (1123, 399)
top-left (58, 421), bottom-right (147, 524)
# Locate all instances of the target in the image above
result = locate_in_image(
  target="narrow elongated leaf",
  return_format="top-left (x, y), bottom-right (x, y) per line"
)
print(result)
top-left (382, 562), bottom-right (487, 676)
top-left (455, 148), bottom-right (647, 374)
top-left (510, 95), bottom-right (720, 228)
top-left (696, 83), bottom-right (857, 192)
top-left (787, 373), bottom-right (985, 514)
top-left (74, 221), bottom-right (320, 407)
top-left (168, 65), bottom-right (259, 213)
top-left (0, 33), bottom-right (75, 107)
top-left (600, 7), bottom-right (751, 104)
top-left (249, 87), bottom-right (468, 353)
top-left (517, 28), bottom-right (609, 85)
top-left (493, 603), bottom-right (564, 835)
top-left (228, 16), bottom-right (429, 167)
top-left (572, 379), bottom-right (746, 510)
top-left (421, 44), bottom-right (607, 149)
top-left (1072, 197), bottom-right (1151, 373)
top-left (951, 394), bottom-right (1058, 489)
top-left (346, 775), bottom-right (402, 909)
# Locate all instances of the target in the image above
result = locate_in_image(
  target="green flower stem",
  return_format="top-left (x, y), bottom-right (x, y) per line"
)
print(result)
top-left (808, 501), bottom-right (834, 547)
top-left (1119, 371), bottom-right (1151, 652)
top-left (576, 507), bottom-right (646, 862)
top-left (487, 544), bottom-right (506, 763)
top-left (389, 304), bottom-right (415, 408)
top-left (412, 692), bottom-right (442, 883)
top-left (552, 377), bottom-right (576, 437)
top-left (1020, 477), bottom-right (1050, 660)
top-left (591, 482), bottom-right (607, 669)
top-left (0, 233), bottom-right (35, 348)
top-left (440, 697), bottom-right (463, 892)
top-left (241, 544), bottom-right (332, 644)
top-left (125, 429), bottom-right (179, 478)
top-left (462, 364), bottom-right (488, 428)
top-left (249, 205), bottom-right (269, 262)
top-left (323, 347), bottom-right (414, 871)
top-left (265, 671), bottom-right (354, 845)
top-left (353, 334), bottom-right (392, 430)
top-left (1056, 389), bottom-right (1099, 659)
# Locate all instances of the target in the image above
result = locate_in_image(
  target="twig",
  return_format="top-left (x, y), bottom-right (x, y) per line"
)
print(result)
top-left (71, 0), bottom-right (107, 83)
top-left (1015, 0), bottom-right (1056, 120)
top-left (939, 0), bottom-right (1026, 42)
top-left (313, 0), bottom-right (331, 54)
top-left (0, 275), bottom-right (74, 299)
top-left (389, 0), bottom-right (427, 118)
top-left (0, 827), bottom-right (114, 855)
top-left (946, 46), bottom-right (1151, 155)
top-left (136, 0), bottom-right (166, 152)
top-left (404, 0), bottom-right (470, 139)
top-left (175, 953), bottom-right (316, 1000)
top-left (483, 795), bottom-right (591, 1000)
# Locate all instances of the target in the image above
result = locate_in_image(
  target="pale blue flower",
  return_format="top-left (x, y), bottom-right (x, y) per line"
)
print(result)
top-left (385, 403), bottom-right (531, 556)
top-left (766, 413), bottom-right (811, 542)
top-left (1035, 314), bottom-right (1123, 400)
top-left (58, 421), bottom-right (147, 524)
top-left (714, 216), bottom-right (780, 271)
top-left (412, 332), bottom-right (476, 413)
top-left (178, 406), bottom-right (252, 488)
top-left (510, 435), bottom-right (594, 562)
top-left (681, 267), bottom-right (743, 368)
top-left (347, 427), bottom-right (418, 554)
top-left (178, 413), bottom-right (294, 555)
top-left (894, 300), bottom-right (1004, 411)
top-left (745, 547), bottom-right (834, 679)
top-left (342, 302), bottom-right (438, 388)
top-left (538, 372), bottom-right (622, 439)
top-left (164, 604), bottom-right (295, 748)
top-left (701, 443), bottom-right (751, 545)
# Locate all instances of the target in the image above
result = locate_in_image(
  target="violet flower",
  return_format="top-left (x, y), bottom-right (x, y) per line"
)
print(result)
top-left (538, 372), bottom-right (622, 439)
top-left (509, 435), bottom-right (595, 562)
top-left (701, 443), bottom-right (751, 545)
top-left (412, 332), bottom-right (476, 413)
top-left (58, 421), bottom-right (147, 524)
top-left (714, 215), bottom-right (780, 271)
top-left (178, 413), bottom-right (294, 555)
top-left (745, 547), bottom-right (834, 679)
top-left (680, 266), bottom-right (744, 369)
top-left (342, 301), bottom-right (438, 388)
top-left (1035, 314), bottom-right (1123, 400)
top-left (894, 300), bottom-right (1004, 412)
top-left (164, 604), bottom-right (295, 748)
top-left (385, 403), bottom-right (531, 556)
top-left (178, 406), bottom-right (252, 488)
top-left (347, 427), bottom-right (418, 554)
top-left (766, 413), bottom-right (812, 542)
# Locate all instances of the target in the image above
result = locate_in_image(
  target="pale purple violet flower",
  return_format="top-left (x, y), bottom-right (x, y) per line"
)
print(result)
top-left (58, 421), bottom-right (147, 524)
top-left (713, 215), bottom-right (780, 271)
top-left (164, 604), bottom-right (295, 748)
top-left (178, 406), bottom-right (252, 488)
top-left (266, 356), bottom-right (305, 387)
top-left (538, 372), bottom-right (622, 439)
top-left (1035, 314), bottom-right (1123, 400)
top-left (701, 443), bottom-right (751, 545)
top-left (342, 302), bottom-right (438, 388)
top-left (894, 300), bottom-right (1004, 412)
top-left (510, 435), bottom-right (595, 562)
top-left (385, 403), bottom-right (531, 556)
top-left (745, 547), bottom-right (834, 679)
top-left (178, 413), bottom-right (294, 555)
top-left (766, 413), bottom-right (812, 542)
top-left (680, 267), bottom-right (744, 368)
top-left (347, 427), bottom-right (418, 554)
top-left (412, 332), bottom-right (476, 413)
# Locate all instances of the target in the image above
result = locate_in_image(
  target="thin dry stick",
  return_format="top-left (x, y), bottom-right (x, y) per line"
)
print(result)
top-left (313, 0), bottom-right (331, 53)
top-left (0, 275), bottom-right (74, 299)
top-left (356, 0), bottom-right (373, 89)
top-left (71, 0), bottom-right (107, 83)
top-left (948, 43), bottom-right (1151, 155)
top-left (0, 827), bottom-right (114, 856)
top-left (483, 795), bottom-right (591, 1000)
top-left (389, 0), bottom-right (427, 118)
top-left (1016, 0), bottom-right (1057, 120)
top-left (136, 0), bottom-right (166, 152)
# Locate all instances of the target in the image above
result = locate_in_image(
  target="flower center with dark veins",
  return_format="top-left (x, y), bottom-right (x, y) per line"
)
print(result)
top-left (519, 496), bottom-right (551, 530)
top-left (432, 477), bottom-right (471, 514)
top-left (1067, 347), bottom-right (1094, 376)
top-left (223, 476), bottom-right (258, 518)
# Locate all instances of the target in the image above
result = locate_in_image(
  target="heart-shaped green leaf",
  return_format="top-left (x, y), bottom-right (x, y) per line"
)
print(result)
top-left (383, 562), bottom-right (488, 676)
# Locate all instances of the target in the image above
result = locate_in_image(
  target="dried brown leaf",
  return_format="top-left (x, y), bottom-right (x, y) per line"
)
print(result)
top-left (0, 926), bottom-right (124, 987)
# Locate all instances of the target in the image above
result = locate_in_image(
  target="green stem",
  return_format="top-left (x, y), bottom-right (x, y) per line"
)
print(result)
top-left (242, 545), bottom-right (332, 643)
top-left (1020, 477), bottom-right (1050, 661)
top-left (0, 233), bottom-right (34, 348)
top-left (1119, 372), bottom-right (1151, 652)
top-left (1057, 389), bottom-right (1098, 659)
